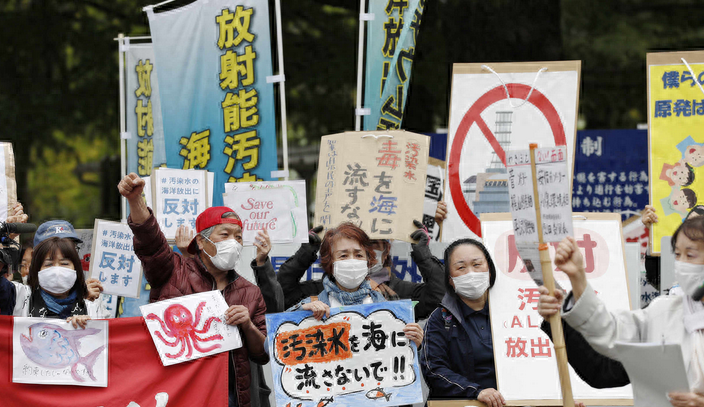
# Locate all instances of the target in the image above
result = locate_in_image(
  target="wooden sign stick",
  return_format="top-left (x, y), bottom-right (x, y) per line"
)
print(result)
top-left (529, 143), bottom-right (575, 407)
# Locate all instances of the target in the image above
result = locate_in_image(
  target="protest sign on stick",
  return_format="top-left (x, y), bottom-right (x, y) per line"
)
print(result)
top-left (0, 142), bottom-right (17, 221)
top-left (314, 130), bottom-right (428, 242)
top-left (506, 144), bottom-right (574, 406)
top-left (481, 212), bottom-right (633, 405)
top-left (89, 220), bottom-right (143, 299)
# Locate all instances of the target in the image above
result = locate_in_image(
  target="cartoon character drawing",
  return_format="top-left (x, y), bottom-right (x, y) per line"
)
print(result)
top-left (660, 160), bottom-right (695, 187)
top-left (676, 135), bottom-right (704, 167)
top-left (20, 322), bottom-right (105, 382)
top-left (146, 301), bottom-right (223, 359)
top-left (661, 187), bottom-right (698, 218)
top-left (365, 387), bottom-right (392, 401)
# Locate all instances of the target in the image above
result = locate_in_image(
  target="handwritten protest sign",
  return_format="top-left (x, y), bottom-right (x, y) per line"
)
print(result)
top-left (506, 145), bottom-right (573, 285)
top-left (314, 131), bottom-right (429, 242)
top-left (481, 213), bottom-right (632, 403)
top-left (13, 318), bottom-right (108, 387)
top-left (266, 300), bottom-right (422, 407)
top-left (223, 180), bottom-right (308, 245)
top-left (141, 291), bottom-right (242, 367)
top-left (422, 157), bottom-right (445, 241)
top-left (153, 168), bottom-right (208, 240)
top-left (89, 220), bottom-right (142, 299)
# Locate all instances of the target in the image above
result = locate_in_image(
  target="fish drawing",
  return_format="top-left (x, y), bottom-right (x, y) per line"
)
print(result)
top-left (365, 388), bottom-right (392, 401)
top-left (20, 322), bottom-right (105, 382)
top-left (317, 397), bottom-right (334, 407)
top-left (284, 403), bottom-right (302, 407)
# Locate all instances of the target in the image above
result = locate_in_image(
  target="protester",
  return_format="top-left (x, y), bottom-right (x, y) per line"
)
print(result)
top-left (175, 223), bottom-right (282, 407)
top-left (18, 241), bottom-right (33, 284)
top-left (278, 202), bottom-right (448, 319)
top-left (538, 215), bottom-right (704, 406)
top-left (286, 222), bottom-right (423, 346)
top-left (0, 219), bottom-right (108, 325)
top-left (420, 238), bottom-right (505, 407)
top-left (119, 173), bottom-right (269, 407)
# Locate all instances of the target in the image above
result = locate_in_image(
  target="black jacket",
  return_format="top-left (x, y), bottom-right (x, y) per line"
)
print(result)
top-left (276, 242), bottom-right (446, 320)
top-left (541, 319), bottom-right (630, 388)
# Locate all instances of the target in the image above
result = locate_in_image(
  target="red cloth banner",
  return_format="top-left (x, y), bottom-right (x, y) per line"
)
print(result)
top-left (0, 316), bottom-right (227, 407)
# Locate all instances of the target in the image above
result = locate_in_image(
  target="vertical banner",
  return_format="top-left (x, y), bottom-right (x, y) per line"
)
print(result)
top-left (314, 130), bottom-right (429, 242)
top-left (125, 43), bottom-right (167, 176)
top-left (363, 0), bottom-right (425, 130)
top-left (0, 143), bottom-right (17, 221)
top-left (647, 51), bottom-right (704, 254)
top-left (442, 61), bottom-right (581, 241)
top-left (572, 129), bottom-right (649, 219)
top-left (89, 220), bottom-right (143, 299)
top-left (266, 301), bottom-right (423, 407)
top-left (482, 213), bottom-right (632, 402)
top-left (147, 0), bottom-right (277, 207)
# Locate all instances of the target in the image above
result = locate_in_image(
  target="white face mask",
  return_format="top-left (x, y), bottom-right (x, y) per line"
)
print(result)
top-left (452, 272), bottom-right (490, 300)
top-left (204, 236), bottom-right (242, 271)
top-left (674, 260), bottom-right (704, 297)
top-left (333, 259), bottom-right (369, 290)
top-left (38, 266), bottom-right (77, 295)
top-left (369, 250), bottom-right (385, 275)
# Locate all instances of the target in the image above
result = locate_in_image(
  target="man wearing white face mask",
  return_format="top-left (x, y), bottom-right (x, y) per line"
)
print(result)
top-left (538, 215), bottom-right (704, 406)
top-left (119, 173), bottom-right (269, 407)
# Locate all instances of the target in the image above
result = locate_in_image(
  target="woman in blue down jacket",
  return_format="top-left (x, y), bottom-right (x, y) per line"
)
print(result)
top-left (420, 238), bottom-right (505, 407)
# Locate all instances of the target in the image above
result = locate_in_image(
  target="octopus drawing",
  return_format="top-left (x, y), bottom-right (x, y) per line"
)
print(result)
top-left (146, 302), bottom-right (223, 359)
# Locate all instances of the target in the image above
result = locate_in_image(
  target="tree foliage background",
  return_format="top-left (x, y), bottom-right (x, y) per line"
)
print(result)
top-left (1, 0), bottom-right (703, 228)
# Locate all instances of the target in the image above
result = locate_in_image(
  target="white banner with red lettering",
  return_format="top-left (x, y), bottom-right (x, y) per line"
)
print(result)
top-left (482, 213), bottom-right (633, 401)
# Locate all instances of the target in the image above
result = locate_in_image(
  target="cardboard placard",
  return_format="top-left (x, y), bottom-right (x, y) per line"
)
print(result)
top-left (314, 130), bottom-right (429, 242)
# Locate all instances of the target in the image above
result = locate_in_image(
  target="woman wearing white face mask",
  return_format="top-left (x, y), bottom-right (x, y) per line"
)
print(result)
top-left (286, 222), bottom-right (424, 348)
top-left (538, 216), bottom-right (704, 406)
top-left (0, 235), bottom-right (108, 328)
top-left (420, 238), bottom-right (505, 407)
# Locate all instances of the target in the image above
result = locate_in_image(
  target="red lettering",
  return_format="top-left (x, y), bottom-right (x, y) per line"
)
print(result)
top-left (510, 315), bottom-right (523, 328)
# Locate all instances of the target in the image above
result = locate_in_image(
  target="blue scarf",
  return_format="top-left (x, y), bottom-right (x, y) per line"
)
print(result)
top-left (322, 276), bottom-right (385, 306)
top-left (40, 289), bottom-right (78, 318)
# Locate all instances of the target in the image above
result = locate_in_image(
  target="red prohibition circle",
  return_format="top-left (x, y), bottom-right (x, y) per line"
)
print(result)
top-left (448, 84), bottom-right (567, 237)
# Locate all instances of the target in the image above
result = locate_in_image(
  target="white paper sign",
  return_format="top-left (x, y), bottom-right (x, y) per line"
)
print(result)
top-left (89, 219), bottom-right (143, 298)
top-left (482, 214), bottom-right (632, 401)
top-left (422, 161), bottom-right (444, 241)
top-left (225, 180), bottom-right (308, 245)
top-left (140, 291), bottom-right (242, 366)
top-left (13, 318), bottom-right (108, 387)
top-left (534, 146), bottom-right (573, 242)
top-left (223, 189), bottom-right (293, 245)
top-left (154, 168), bottom-right (208, 240)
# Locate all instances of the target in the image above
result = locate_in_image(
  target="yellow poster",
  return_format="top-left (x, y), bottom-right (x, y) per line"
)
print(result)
top-left (648, 51), bottom-right (704, 254)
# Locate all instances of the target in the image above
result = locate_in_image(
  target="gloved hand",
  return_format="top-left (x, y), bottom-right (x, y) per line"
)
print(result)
top-left (309, 226), bottom-right (324, 250)
top-left (410, 220), bottom-right (430, 246)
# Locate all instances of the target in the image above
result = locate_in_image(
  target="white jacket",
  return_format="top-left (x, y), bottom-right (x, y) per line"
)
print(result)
top-left (563, 283), bottom-right (704, 392)
top-left (10, 281), bottom-right (110, 319)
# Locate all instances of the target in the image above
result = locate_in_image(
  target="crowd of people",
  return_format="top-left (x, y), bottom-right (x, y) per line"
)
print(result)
top-left (0, 172), bottom-right (702, 407)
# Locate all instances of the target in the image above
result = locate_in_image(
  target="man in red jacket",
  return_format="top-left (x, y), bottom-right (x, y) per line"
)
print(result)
top-left (119, 173), bottom-right (268, 407)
